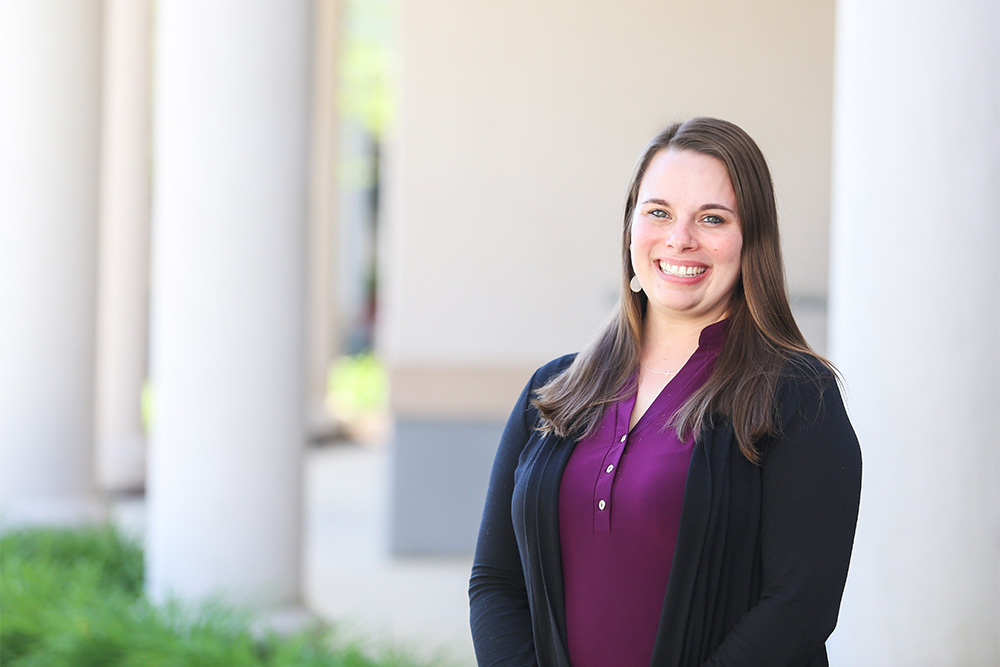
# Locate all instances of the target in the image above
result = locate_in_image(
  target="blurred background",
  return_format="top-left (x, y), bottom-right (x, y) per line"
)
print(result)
top-left (0, 0), bottom-right (996, 665)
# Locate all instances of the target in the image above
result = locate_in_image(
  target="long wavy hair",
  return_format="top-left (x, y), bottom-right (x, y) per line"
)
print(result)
top-left (532, 117), bottom-right (828, 462)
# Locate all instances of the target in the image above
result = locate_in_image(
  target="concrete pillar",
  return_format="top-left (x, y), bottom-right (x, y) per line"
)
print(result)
top-left (95, 0), bottom-right (152, 493)
top-left (0, 0), bottom-right (104, 523)
top-left (828, 0), bottom-right (999, 663)
top-left (146, 0), bottom-right (312, 605)
top-left (306, 0), bottom-right (343, 441)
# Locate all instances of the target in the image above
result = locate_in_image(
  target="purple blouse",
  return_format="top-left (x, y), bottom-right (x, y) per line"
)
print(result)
top-left (557, 320), bottom-right (727, 667)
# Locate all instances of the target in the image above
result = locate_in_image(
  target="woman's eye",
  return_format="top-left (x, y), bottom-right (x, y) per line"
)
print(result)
top-left (649, 209), bottom-right (668, 219)
top-left (702, 214), bottom-right (724, 225)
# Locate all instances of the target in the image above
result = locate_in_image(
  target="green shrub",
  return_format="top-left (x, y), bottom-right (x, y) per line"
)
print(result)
top-left (327, 353), bottom-right (388, 421)
top-left (0, 525), bottom-right (442, 666)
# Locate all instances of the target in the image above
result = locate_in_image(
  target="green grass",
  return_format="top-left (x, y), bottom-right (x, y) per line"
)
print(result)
top-left (0, 525), bottom-right (442, 667)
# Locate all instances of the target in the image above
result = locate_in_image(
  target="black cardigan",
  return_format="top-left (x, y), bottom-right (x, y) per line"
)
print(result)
top-left (469, 354), bottom-right (862, 666)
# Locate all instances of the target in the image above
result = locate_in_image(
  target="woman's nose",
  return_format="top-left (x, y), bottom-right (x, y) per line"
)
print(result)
top-left (666, 219), bottom-right (696, 249)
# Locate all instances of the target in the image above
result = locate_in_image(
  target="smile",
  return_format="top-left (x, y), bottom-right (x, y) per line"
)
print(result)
top-left (658, 261), bottom-right (706, 277)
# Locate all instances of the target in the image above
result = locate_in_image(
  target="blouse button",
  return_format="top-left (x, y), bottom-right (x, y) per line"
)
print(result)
top-left (620, 434), bottom-right (626, 443)
top-left (598, 499), bottom-right (606, 511)
top-left (605, 464), bottom-right (614, 474)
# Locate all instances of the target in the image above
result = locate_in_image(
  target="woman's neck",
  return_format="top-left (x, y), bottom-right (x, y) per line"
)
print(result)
top-left (640, 311), bottom-right (723, 371)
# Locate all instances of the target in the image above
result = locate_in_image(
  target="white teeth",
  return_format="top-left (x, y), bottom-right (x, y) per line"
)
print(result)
top-left (658, 261), bottom-right (706, 277)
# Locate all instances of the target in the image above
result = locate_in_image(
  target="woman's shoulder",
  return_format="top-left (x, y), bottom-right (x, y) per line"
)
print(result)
top-left (783, 350), bottom-right (834, 377)
top-left (774, 351), bottom-right (846, 424)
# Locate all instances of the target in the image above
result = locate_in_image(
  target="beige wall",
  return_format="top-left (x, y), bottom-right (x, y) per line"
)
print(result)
top-left (384, 0), bottom-right (839, 554)
top-left (381, 0), bottom-right (835, 401)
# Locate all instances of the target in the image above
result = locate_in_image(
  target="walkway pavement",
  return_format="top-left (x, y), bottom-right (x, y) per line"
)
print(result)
top-left (303, 441), bottom-right (476, 665)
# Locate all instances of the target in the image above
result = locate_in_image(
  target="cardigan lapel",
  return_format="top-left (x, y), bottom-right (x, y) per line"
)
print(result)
top-left (649, 421), bottom-right (730, 665)
top-left (533, 431), bottom-right (577, 666)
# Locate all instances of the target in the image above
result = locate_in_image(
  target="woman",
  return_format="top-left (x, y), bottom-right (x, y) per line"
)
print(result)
top-left (469, 118), bottom-right (862, 666)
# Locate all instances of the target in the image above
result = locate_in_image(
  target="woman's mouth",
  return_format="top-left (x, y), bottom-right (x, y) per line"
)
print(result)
top-left (658, 261), bottom-right (707, 277)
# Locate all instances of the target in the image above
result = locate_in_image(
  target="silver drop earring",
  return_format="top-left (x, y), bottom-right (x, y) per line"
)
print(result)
top-left (630, 275), bottom-right (642, 293)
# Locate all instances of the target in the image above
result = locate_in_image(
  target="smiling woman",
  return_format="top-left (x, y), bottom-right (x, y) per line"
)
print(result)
top-left (469, 118), bottom-right (862, 666)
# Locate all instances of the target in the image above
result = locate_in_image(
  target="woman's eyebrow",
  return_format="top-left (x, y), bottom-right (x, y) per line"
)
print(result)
top-left (641, 198), bottom-right (735, 214)
top-left (699, 203), bottom-right (735, 213)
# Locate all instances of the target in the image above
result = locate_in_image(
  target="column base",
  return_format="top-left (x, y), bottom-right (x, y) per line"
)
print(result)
top-left (96, 432), bottom-right (147, 493)
top-left (0, 495), bottom-right (106, 529)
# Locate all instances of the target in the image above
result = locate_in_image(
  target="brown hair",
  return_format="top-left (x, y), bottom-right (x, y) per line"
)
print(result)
top-left (533, 117), bottom-right (828, 462)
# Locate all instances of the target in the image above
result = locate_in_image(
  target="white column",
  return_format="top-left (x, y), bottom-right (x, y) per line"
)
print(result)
top-left (147, 0), bottom-right (312, 606)
top-left (306, 0), bottom-right (343, 441)
top-left (0, 0), bottom-right (104, 523)
top-left (95, 0), bottom-right (152, 493)
top-left (828, 0), bottom-right (999, 664)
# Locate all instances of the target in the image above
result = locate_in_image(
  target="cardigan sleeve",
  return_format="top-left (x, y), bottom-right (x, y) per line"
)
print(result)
top-left (469, 368), bottom-right (543, 666)
top-left (705, 368), bottom-right (862, 667)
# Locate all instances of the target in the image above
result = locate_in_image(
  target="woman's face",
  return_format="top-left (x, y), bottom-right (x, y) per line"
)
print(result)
top-left (629, 148), bottom-right (743, 328)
